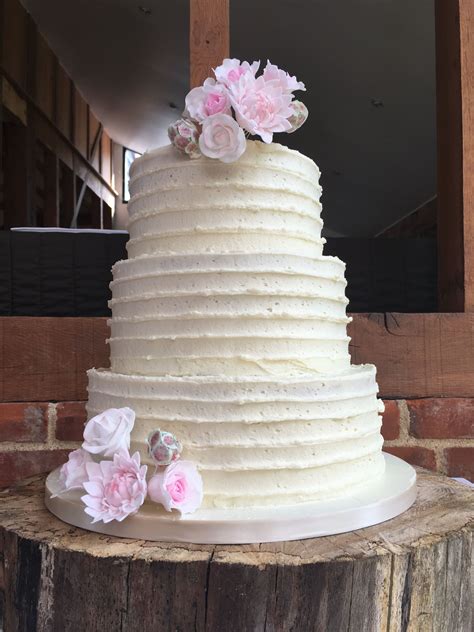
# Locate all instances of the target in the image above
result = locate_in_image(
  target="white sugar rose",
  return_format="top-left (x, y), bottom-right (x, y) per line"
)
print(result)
top-left (82, 407), bottom-right (135, 457)
top-left (198, 113), bottom-right (246, 163)
top-left (51, 448), bottom-right (93, 498)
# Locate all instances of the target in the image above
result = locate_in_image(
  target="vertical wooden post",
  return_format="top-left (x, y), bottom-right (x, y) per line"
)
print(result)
top-left (3, 121), bottom-right (31, 227)
top-left (436, 0), bottom-right (474, 311)
top-left (189, 0), bottom-right (230, 88)
top-left (43, 150), bottom-right (59, 226)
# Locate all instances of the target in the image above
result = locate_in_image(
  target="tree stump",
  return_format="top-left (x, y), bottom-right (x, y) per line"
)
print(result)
top-left (0, 469), bottom-right (472, 632)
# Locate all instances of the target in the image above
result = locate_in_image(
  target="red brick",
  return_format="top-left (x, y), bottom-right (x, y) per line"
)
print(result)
top-left (408, 398), bottom-right (474, 439)
top-left (55, 401), bottom-right (86, 442)
top-left (0, 449), bottom-right (70, 488)
top-left (445, 447), bottom-right (474, 480)
top-left (383, 446), bottom-right (437, 471)
top-left (381, 400), bottom-right (400, 440)
top-left (0, 403), bottom-right (48, 442)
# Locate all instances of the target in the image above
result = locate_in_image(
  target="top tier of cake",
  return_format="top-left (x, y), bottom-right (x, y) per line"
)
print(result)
top-left (108, 141), bottom-right (351, 377)
top-left (127, 140), bottom-right (324, 258)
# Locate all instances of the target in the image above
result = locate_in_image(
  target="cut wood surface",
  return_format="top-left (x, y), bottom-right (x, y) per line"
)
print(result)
top-left (190, 0), bottom-right (229, 88)
top-left (0, 469), bottom-right (472, 631)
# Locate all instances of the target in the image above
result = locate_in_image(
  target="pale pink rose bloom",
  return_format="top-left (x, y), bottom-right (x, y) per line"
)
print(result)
top-left (214, 58), bottom-right (260, 86)
top-left (262, 60), bottom-right (306, 94)
top-left (198, 113), bottom-right (246, 163)
top-left (51, 448), bottom-right (92, 497)
top-left (185, 78), bottom-right (231, 122)
top-left (148, 460), bottom-right (203, 515)
top-left (228, 73), bottom-right (294, 143)
top-left (81, 450), bottom-right (148, 523)
top-left (82, 407), bottom-right (135, 457)
top-left (287, 100), bottom-right (309, 133)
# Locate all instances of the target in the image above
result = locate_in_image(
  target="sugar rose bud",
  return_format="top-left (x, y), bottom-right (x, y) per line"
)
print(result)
top-left (148, 429), bottom-right (182, 466)
top-left (168, 118), bottom-right (202, 159)
top-left (287, 100), bottom-right (308, 133)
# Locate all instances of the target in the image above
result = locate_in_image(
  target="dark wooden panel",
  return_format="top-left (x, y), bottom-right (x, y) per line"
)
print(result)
top-left (73, 87), bottom-right (88, 157)
top-left (0, 317), bottom-right (110, 402)
top-left (34, 33), bottom-right (55, 120)
top-left (3, 121), bottom-right (31, 226)
top-left (43, 148), bottom-right (59, 226)
top-left (1, 0), bottom-right (28, 90)
top-left (190, 0), bottom-right (229, 88)
top-left (349, 313), bottom-right (474, 398)
top-left (56, 63), bottom-right (72, 139)
top-left (88, 108), bottom-right (100, 171)
top-left (59, 161), bottom-right (75, 227)
top-left (101, 130), bottom-right (111, 183)
top-left (436, 0), bottom-right (474, 311)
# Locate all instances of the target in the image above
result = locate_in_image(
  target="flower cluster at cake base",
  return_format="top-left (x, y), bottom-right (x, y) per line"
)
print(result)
top-left (53, 408), bottom-right (203, 522)
top-left (168, 58), bottom-right (308, 163)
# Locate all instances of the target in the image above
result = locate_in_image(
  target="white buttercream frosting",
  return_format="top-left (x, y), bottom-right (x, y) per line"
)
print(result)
top-left (86, 140), bottom-right (385, 509)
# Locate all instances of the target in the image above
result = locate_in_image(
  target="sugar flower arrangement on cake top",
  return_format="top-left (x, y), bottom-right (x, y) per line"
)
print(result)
top-left (53, 408), bottom-right (203, 523)
top-left (168, 58), bottom-right (308, 163)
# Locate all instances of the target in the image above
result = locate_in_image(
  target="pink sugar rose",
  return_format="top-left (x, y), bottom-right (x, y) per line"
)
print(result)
top-left (214, 58), bottom-right (260, 86)
top-left (51, 448), bottom-right (92, 497)
top-left (81, 450), bottom-right (148, 523)
top-left (227, 72), bottom-right (294, 143)
top-left (148, 460), bottom-right (203, 515)
top-left (287, 100), bottom-right (309, 133)
top-left (185, 78), bottom-right (231, 122)
top-left (82, 407), bottom-right (135, 457)
top-left (262, 60), bottom-right (306, 94)
top-left (199, 113), bottom-right (246, 163)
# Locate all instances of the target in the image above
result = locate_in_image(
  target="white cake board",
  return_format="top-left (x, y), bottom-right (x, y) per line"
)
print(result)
top-left (45, 453), bottom-right (416, 544)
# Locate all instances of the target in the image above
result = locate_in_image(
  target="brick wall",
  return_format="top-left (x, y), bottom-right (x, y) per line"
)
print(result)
top-left (1, 398), bottom-right (472, 487)
top-left (0, 402), bottom-right (85, 487)
top-left (382, 399), bottom-right (474, 479)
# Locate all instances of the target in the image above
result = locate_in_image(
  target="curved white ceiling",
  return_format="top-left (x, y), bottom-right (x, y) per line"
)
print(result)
top-left (20, 0), bottom-right (436, 236)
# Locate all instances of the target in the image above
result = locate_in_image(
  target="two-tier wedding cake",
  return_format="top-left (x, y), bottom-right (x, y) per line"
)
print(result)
top-left (45, 58), bottom-right (415, 542)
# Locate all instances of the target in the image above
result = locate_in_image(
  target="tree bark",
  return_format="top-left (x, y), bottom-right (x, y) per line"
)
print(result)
top-left (0, 468), bottom-right (472, 631)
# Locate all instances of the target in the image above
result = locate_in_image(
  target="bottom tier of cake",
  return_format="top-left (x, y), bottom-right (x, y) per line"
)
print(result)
top-left (87, 365), bottom-right (385, 508)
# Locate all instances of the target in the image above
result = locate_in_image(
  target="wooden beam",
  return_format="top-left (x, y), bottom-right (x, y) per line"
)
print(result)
top-left (2, 313), bottom-right (474, 402)
top-left (436, 0), bottom-right (474, 311)
top-left (189, 0), bottom-right (229, 88)
top-left (0, 317), bottom-right (110, 402)
top-left (349, 313), bottom-right (474, 398)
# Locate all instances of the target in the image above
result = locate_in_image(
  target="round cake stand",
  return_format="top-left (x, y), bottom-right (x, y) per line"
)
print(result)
top-left (45, 453), bottom-right (416, 544)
